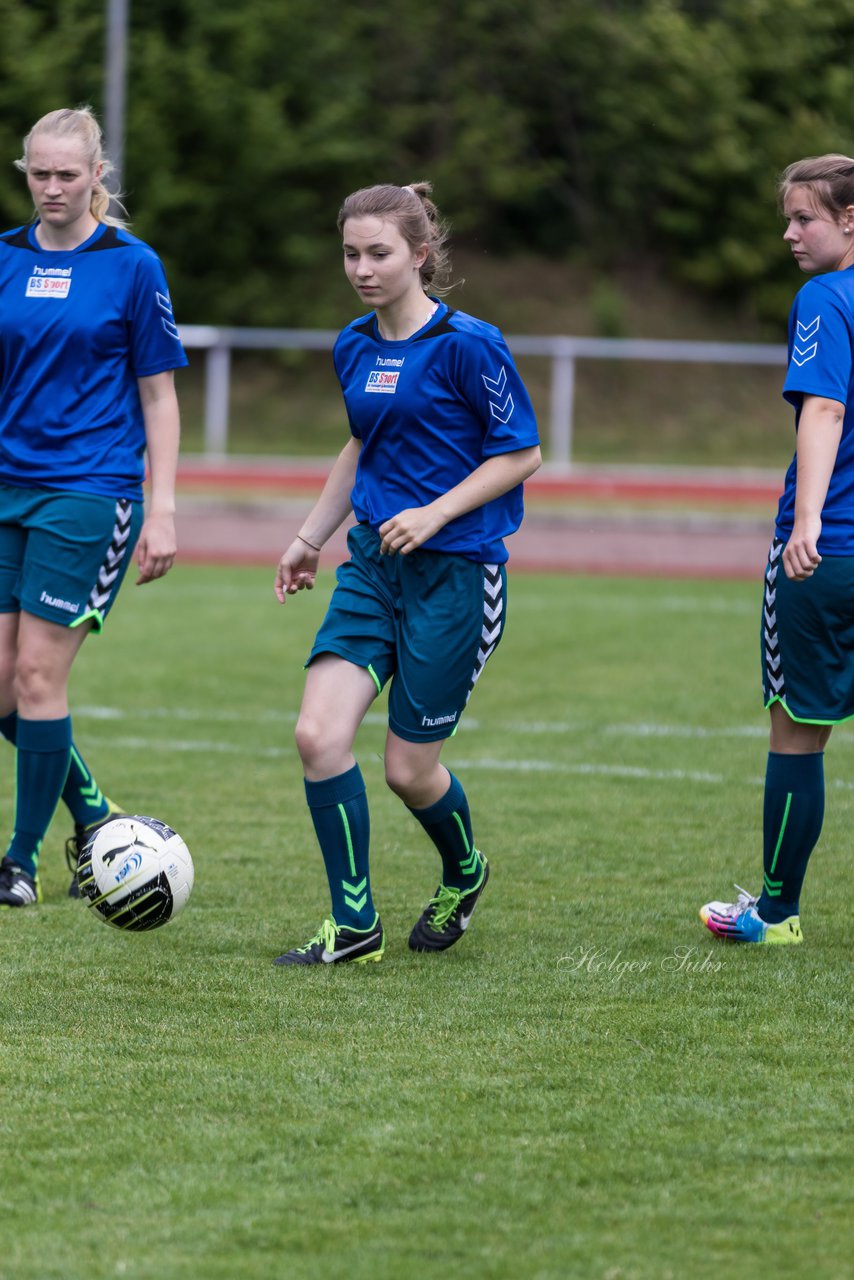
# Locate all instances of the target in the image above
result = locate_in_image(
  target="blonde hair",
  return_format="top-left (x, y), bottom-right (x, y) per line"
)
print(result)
top-left (778, 154), bottom-right (854, 220)
top-left (14, 105), bottom-right (128, 228)
top-left (337, 181), bottom-right (453, 294)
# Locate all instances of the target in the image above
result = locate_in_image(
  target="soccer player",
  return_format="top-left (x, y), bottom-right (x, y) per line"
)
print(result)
top-left (273, 181), bottom-right (541, 964)
top-left (701, 154), bottom-right (854, 945)
top-left (0, 106), bottom-right (186, 908)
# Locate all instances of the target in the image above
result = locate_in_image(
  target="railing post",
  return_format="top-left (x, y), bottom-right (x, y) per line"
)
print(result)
top-left (204, 343), bottom-right (232, 458)
top-left (550, 339), bottom-right (575, 470)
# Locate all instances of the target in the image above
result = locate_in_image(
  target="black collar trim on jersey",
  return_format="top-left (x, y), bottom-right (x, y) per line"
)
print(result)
top-left (0, 224), bottom-right (126, 253)
top-left (352, 307), bottom-right (457, 343)
top-left (79, 225), bottom-right (125, 252)
top-left (0, 227), bottom-right (34, 250)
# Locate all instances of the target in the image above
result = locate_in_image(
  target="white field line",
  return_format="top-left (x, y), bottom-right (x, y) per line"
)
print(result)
top-left (96, 735), bottom-right (724, 783)
top-left (452, 757), bottom-right (724, 784)
top-left (77, 704), bottom-right (776, 741)
top-left (69, 707), bottom-right (732, 787)
top-left (106, 735), bottom-right (291, 759)
top-left (72, 706), bottom-right (854, 787)
top-left (75, 736), bottom-right (854, 791)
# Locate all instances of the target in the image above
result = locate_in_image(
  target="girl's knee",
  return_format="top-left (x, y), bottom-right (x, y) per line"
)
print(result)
top-left (384, 758), bottom-right (416, 799)
top-left (12, 653), bottom-right (55, 708)
top-left (294, 712), bottom-right (325, 769)
top-left (295, 713), bottom-right (356, 778)
top-left (384, 749), bottom-right (443, 805)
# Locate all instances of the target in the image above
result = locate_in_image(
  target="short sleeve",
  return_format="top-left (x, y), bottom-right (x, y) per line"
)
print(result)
top-left (783, 278), bottom-right (852, 409)
top-left (454, 331), bottom-right (540, 455)
top-left (127, 250), bottom-right (188, 378)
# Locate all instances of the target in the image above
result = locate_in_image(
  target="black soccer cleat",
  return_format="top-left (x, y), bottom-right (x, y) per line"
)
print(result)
top-left (273, 915), bottom-right (385, 966)
top-left (0, 856), bottom-right (42, 908)
top-left (408, 854), bottom-right (489, 952)
top-left (65, 807), bottom-right (126, 898)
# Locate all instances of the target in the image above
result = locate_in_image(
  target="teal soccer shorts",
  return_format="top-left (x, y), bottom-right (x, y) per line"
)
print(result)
top-left (762, 536), bottom-right (854, 723)
top-left (309, 523), bottom-right (508, 743)
top-left (0, 484), bottom-right (143, 631)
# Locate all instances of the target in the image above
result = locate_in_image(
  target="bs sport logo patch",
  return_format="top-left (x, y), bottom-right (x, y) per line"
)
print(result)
top-left (365, 370), bottom-right (400, 394)
top-left (26, 267), bottom-right (72, 298)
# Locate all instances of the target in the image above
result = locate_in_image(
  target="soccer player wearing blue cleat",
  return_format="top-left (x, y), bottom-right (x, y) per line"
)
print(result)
top-left (701, 154), bottom-right (854, 946)
top-left (0, 107), bottom-right (186, 909)
top-left (274, 182), bottom-right (540, 965)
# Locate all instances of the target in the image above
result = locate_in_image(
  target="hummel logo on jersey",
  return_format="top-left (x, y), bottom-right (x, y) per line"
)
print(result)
top-left (482, 365), bottom-right (515, 422)
top-left (792, 315), bottom-right (820, 366)
top-left (27, 266), bottom-right (72, 298)
top-left (156, 290), bottom-right (180, 339)
top-left (365, 369), bottom-right (400, 394)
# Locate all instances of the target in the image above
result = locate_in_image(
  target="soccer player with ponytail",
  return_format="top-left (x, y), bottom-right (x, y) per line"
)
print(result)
top-left (274, 181), bottom-right (541, 964)
top-left (0, 106), bottom-right (186, 907)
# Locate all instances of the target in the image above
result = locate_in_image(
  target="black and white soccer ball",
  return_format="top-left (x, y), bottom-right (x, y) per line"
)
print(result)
top-left (77, 815), bottom-right (194, 932)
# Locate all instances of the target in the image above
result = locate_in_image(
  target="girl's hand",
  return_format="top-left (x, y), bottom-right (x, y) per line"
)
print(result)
top-left (783, 516), bottom-right (822, 580)
top-left (378, 504), bottom-right (445, 555)
top-left (136, 513), bottom-right (177, 584)
top-left (275, 539), bottom-right (319, 602)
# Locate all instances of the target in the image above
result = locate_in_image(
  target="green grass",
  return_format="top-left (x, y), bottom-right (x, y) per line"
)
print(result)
top-left (1, 567), bottom-right (850, 1279)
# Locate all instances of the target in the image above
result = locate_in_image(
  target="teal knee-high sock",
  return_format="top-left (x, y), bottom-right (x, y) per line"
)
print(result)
top-left (61, 742), bottom-right (112, 827)
top-left (408, 773), bottom-right (482, 892)
top-left (5, 716), bottom-right (73, 877)
top-left (758, 751), bottom-right (824, 925)
top-left (304, 764), bottom-right (376, 930)
top-left (0, 712), bottom-right (110, 828)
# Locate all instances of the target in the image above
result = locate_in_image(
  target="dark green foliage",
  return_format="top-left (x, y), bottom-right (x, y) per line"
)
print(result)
top-left (2, 0), bottom-right (854, 325)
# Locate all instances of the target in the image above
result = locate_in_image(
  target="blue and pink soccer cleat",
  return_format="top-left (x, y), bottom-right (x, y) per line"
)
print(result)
top-left (700, 884), bottom-right (803, 945)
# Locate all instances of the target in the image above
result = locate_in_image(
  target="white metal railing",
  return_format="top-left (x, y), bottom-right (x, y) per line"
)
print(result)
top-left (178, 325), bottom-right (788, 469)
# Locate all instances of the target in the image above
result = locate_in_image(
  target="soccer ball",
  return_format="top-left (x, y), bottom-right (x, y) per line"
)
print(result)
top-left (77, 815), bottom-right (194, 932)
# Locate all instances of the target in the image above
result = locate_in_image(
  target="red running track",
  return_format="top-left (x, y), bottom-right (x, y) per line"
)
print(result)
top-left (173, 461), bottom-right (780, 580)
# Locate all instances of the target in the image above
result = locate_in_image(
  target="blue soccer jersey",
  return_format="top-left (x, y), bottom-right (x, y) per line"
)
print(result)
top-left (0, 221), bottom-right (188, 501)
top-left (333, 302), bottom-right (540, 563)
top-left (776, 268), bottom-right (854, 553)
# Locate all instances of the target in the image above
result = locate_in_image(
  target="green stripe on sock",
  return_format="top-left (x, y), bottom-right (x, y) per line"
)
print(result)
top-left (338, 803), bottom-right (357, 878)
top-left (769, 792), bottom-right (793, 875)
top-left (451, 811), bottom-right (471, 853)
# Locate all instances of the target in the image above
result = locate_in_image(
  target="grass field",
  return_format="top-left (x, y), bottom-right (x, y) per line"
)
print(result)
top-left (1, 566), bottom-right (850, 1279)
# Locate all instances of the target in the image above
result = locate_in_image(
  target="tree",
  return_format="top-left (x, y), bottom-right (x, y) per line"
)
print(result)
top-left (2, 0), bottom-right (854, 326)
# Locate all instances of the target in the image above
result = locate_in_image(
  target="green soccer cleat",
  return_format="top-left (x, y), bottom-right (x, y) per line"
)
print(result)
top-left (274, 915), bottom-right (385, 966)
top-left (408, 853), bottom-right (489, 953)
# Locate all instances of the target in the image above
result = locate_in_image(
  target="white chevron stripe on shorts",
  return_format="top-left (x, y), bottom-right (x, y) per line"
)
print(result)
top-left (465, 564), bottom-right (505, 704)
top-left (87, 500), bottom-right (133, 614)
top-left (763, 538), bottom-right (785, 699)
